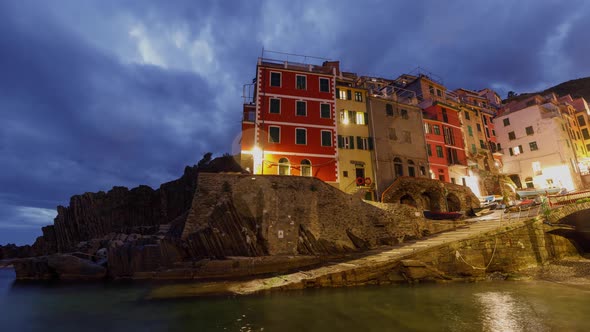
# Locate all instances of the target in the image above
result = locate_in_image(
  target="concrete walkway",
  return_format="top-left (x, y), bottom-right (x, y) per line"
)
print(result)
top-left (148, 208), bottom-right (541, 299)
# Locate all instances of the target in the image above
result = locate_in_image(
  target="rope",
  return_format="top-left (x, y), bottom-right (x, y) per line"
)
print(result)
top-left (454, 236), bottom-right (498, 270)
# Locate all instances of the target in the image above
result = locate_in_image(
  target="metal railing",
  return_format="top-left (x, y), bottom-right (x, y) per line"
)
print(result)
top-left (547, 189), bottom-right (590, 207)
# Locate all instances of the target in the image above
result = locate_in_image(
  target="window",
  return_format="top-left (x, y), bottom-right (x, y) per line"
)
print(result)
top-left (386, 104), bottom-right (394, 116)
top-left (471, 144), bottom-right (477, 154)
top-left (532, 161), bottom-right (542, 176)
top-left (402, 131), bottom-right (412, 143)
top-left (356, 112), bottom-right (367, 125)
top-left (492, 129), bottom-right (496, 136)
top-left (503, 118), bottom-right (510, 126)
top-left (443, 127), bottom-right (455, 145)
top-left (270, 72), bottom-right (281, 87)
top-left (508, 131), bottom-right (516, 140)
top-left (525, 126), bottom-right (534, 135)
top-left (408, 160), bottom-right (416, 177)
top-left (401, 109), bottom-right (409, 119)
top-left (442, 109), bottom-right (448, 123)
top-left (420, 166), bottom-right (426, 176)
top-left (424, 123), bottom-right (431, 134)
top-left (482, 116), bottom-right (488, 125)
top-left (340, 110), bottom-right (350, 124)
top-left (356, 136), bottom-right (369, 150)
top-left (295, 128), bottom-right (307, 145)
top-left (433, 125), bottom-right (441, 135)
top-left (480, 140), bottom-right (486, 149)
top-left (436, 145), bottom-right (443, 158)
top-left (346, 89), bottom-right (352, 100)
top-left (388, 128), bottom-right (397, 140)
top-left (467, 125), bottom-right (473, 136)
top-left (513, 145), bottom-right (523, 156)
top-left (296, 101), bottom-right (307, 116)
top-left (338, 89), bottom-right (347, 100)
top-left (509, 147), bottom-right (513, 156)
top-left (464, 111), bottom-right (470, 120)
top-left (394, 157), bottom-right (403, 177)
top-left (320, 104), bottom-right (331, 118)
top-left (301, 159), bottom-right (311, 176)
top-left (427, 144), bottom-right (432, 156)
top-left (343, 171), bottom-right (348, 177)
top-left (578, 115), bottom-right (586, 127)
top-left (529, 141), bottom-right (538, 151)
top-left (269, 126), bottom-right (280, 143)
top-left (321, 130), bottom-right (332, 146)
top-left (337, 135), bottom-right (354, 149)
top-left (476, 124), bottom-right (482, 132)
top-left (278, 158), bottom-right (290, 175)
top-left (485, 128), bottom-right (490, 138)
top-left (429, 85), bottom-right (434, 95)
top-left (436, 89), bottom-right (442, 97)
top-left (319, 78), bottom-right (329, 92)
top-left (583, 128), bottom-right (590, 140)
top-left (354, 91), bottom-right (363, 102)
top-left (270, 98), bottom-right (280, 114)
top-left (296, 75), bottom-right (306, 90)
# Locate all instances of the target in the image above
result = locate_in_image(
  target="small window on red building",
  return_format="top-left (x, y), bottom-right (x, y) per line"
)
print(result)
top-left (319, 78), bottom-right (329, 92)
top-left (296, 75), bottom-right (306, 90)
top-left (270, 72), bottom-right (281, 87)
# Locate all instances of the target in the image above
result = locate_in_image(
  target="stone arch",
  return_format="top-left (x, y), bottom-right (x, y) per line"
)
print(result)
top-left (400, 193), bottom-right (417, 207)
top-left (446, 192), bottom-right (461, 212)
top-left (421, 188), bottom-right (443, 211)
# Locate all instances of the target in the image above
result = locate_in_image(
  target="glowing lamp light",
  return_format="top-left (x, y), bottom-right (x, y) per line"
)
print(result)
top-left (252, 146), bottom-right (263, 174)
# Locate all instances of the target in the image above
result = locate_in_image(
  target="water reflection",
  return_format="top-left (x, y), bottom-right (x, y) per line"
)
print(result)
top-left (475, 291), bottom-right (547, 332)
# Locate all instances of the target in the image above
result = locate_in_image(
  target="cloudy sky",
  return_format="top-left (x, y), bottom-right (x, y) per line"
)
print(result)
top-left (2, 0), bottom-right (590, 245)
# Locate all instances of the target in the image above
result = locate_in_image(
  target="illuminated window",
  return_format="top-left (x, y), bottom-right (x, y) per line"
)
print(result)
top-left (532, 161), bottom-right (542, 175)
top-left (278, 158), bottom-right (290, 175)
top-left (340, 110), bottom-right (350, 124)
top-left (424, 123), bottom-right (431, 134)
top-left (301, 159), bottom-right (311, 176)
top-left (356, 112), bottom-right (367, 125)
top-left (338, 89), bottom-right (347, 100)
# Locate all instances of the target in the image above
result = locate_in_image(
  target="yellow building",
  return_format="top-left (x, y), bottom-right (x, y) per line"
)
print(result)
top-left (335, 74), bottom-right (375, 199)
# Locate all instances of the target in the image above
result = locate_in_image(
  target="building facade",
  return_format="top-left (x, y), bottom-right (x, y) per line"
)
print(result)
top-left (241, 57), bottom-right (339, 183)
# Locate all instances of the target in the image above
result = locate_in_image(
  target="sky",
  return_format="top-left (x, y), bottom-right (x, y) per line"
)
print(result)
top-left (1, 0), bottom-right (590, 245)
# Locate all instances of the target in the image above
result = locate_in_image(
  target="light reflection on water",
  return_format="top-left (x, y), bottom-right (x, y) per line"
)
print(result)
top-left (1, 268), bottom-right (589, 332)
top-left (475, 291), bottom-right (548, 332)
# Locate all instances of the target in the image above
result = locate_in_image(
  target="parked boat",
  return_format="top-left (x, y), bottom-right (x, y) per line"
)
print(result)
top-left (423, 210), bottom-right (464, 220)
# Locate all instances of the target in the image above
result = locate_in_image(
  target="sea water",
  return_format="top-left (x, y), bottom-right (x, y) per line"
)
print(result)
top-left (0, 268), bottom-right (588, 331)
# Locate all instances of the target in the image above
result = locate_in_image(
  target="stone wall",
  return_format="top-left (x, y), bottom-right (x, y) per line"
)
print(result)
top-left (381, 176), bottom-right (480, 212)
top-left (182, 174), bottom-right (432, 257)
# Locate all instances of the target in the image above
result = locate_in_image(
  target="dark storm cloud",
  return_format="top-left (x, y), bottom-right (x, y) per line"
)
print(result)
top-left (1, 0), bottom-right (589, 244)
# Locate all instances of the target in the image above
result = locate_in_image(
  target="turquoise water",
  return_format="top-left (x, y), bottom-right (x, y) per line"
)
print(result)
top-left (1, 268), bottom-right (589, 331)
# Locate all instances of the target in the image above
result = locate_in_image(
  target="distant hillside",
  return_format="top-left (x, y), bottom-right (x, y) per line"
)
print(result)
top-left (506, 77), bottom-right (590, 103)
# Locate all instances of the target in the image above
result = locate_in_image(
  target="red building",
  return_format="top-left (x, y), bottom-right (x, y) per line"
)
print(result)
top-left (423, 103), bottom-right (467, 182)
top-left (241, 56), bottom-right (339, 183)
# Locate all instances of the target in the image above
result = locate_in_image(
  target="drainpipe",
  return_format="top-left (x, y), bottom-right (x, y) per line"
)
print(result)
top-left (368, 96), bottom-right (380, 200)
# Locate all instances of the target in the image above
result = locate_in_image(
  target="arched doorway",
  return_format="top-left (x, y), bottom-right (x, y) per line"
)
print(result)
top-left (446, 192), bottom-right (461, 212)
top-left (278, 158), bottom-right (290, 175)
top-left (400, 194), bottom-right (417, 207)
top-left (300, 159), bottom-right (311, 177)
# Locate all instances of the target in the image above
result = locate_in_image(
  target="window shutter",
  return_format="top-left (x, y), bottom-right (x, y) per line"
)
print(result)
top-left (347, 89), bottom-right (352, 100)
top-left (519, 145), bottom-right (523, 154)
top-left (349, 136), bottom-right (355, 149)
top-left (336, 88), bottom-right (340, 98)
top-left (364, 112), bottom-right (368, 125)
top-left (368, 137), bottom-right (374, 150)
top-left (356, 136), bottom-right (362, 149)
top-left (348, 110), bottom-right (355, 124)
top-left (337, 135), bottom-right (344, 148)
top-left (509, 147), bottom-right (513, 156)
